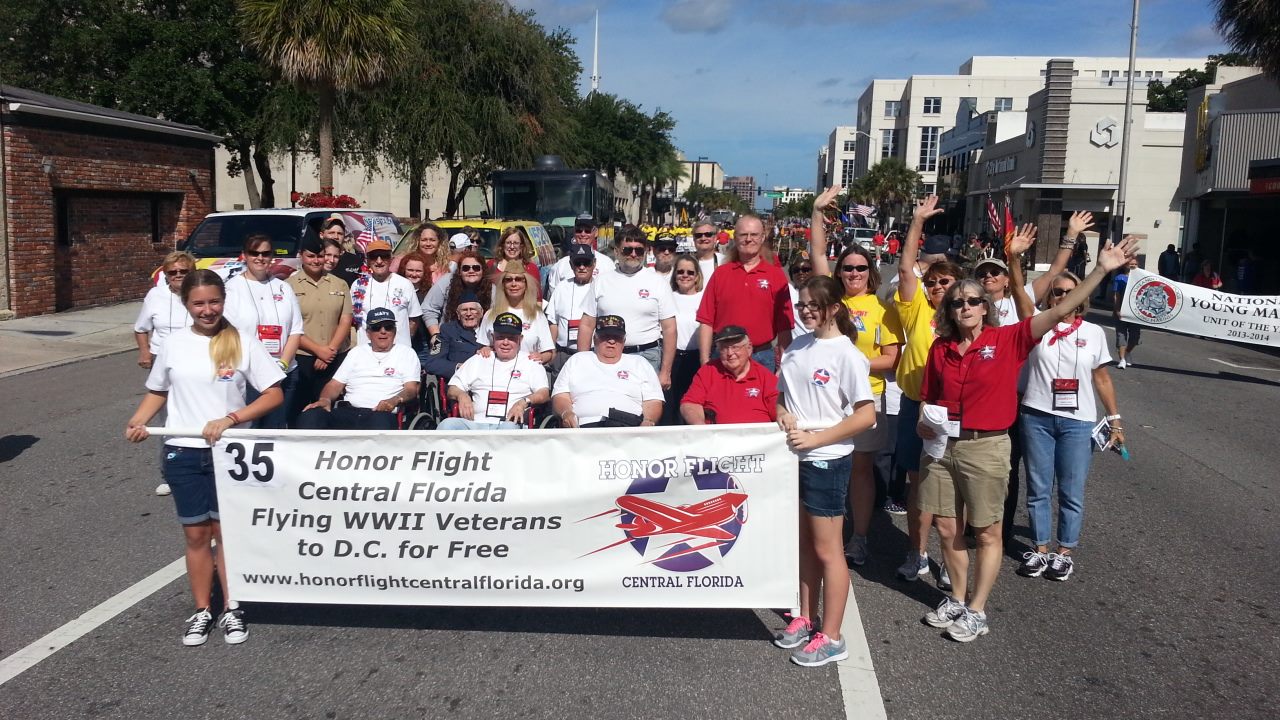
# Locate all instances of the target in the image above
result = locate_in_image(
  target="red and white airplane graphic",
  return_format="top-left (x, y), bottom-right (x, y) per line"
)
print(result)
top-left (580, 492), bottom-right (747, 562)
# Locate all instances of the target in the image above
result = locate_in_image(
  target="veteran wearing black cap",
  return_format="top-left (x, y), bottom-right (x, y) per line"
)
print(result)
top-left (550, 314), bottom-right (663, 428)
top-left (439, 312), bottom-right (551, 430)
top-left (296, 308), bottom-right (421, 430)
top-left (547, 243), bottom-right (598, 373)
top-left (548, 212), bottom-right (616, 295)
top-left (680, 325), bottom-right (779, 425)
top-left (287, 231), bottom-right (355, 424)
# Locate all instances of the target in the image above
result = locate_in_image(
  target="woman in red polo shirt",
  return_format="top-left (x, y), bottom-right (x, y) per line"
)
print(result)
top-left (915, 229), bottom-right (1138, 644)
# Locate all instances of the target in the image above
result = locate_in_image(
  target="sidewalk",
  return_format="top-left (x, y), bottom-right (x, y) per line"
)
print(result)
top-left (0, 302), bottom-right (141, 378)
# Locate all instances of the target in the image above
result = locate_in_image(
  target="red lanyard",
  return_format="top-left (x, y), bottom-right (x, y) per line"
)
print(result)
top-left (1047, 317), bottom-right (1082, 346)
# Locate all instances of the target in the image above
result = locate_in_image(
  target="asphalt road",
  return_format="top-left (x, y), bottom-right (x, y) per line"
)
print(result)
top-left (2, 318), bottom-right (1277, 719)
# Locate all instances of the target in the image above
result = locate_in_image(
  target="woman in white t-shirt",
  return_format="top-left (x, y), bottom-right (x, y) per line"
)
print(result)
top-left (478, 266), bottom-right (554, 365)
top-left (223, 233), bottom-right (304, 428)
top-left (664, 254), bottom-right (705, 424)
top-left (773, 275), bottom-right (877, 668)
top-left (124, 269), bottom-right (284, 648)
top-left (1011, 269), bottom-right (1123, 583)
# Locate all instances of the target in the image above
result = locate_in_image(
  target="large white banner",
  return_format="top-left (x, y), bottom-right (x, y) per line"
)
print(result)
top-left (212, 425), bottom-right (799, 608)
top-left (1120, 268), bottom-right (1280, 347)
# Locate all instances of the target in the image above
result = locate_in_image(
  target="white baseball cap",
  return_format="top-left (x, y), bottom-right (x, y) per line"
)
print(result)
top-left (448, 233), bottom-right (473, 251)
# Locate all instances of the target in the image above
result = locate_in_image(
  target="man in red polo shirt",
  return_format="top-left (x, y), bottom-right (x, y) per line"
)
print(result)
top-left (680, 326), bottom-right (778, 424)
top-left (696, 215), bottom-right (794, 371)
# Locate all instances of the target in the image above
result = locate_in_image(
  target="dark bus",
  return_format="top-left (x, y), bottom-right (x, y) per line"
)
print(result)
top-left (490, 157), bottom-right (615, 251)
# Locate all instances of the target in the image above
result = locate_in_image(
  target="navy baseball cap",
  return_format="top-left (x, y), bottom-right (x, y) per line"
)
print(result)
top-left (574, 213), bottom-right (597, 227)
top-left (595, 314), bottom-right (627, 339)
top-left (713, 325), bottom-right (749, 344)
top-left (366, 307), bottom-right (396, 330)
top-left (569, 244), bottom-right (595, 264)
top-left (492, 312), bottom-right (524, 337)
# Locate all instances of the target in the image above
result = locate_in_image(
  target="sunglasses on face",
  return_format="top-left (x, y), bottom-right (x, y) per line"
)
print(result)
top-left (1050, 287), bottom-right (1072, 297)
top-left (655, 245), bottom-right (676, 253)
top-left (694, 232), bottom-right (716, 238)
top-left (948, 297), bottom-right (985, 309)
top-left (976, 269), bottom-right (1005, 279)
top-left (675, 269), bottom-right (697, 277)
top-left (571, 260), bottom-right (594, 268)
top-left (503, 276), bottom-right (526, 284)
top-left (923, 277), bottom-right (954, 288)
top-left (165, 268), bottom-right (190, 276)
top-left (795, 266), bottom-right (813, 273)
top-left (841, 264), bottom-right (870, 273)
top-left (245, 249), bottom-right (272, 258)
top-left (574, 225), bottom-right (596, 233)
top-left (619, 245), bottom-right (646, 257)
top-left (459, 264), bottom-right (483, 272)
top-left (367, 252), bottom-right (391, 261)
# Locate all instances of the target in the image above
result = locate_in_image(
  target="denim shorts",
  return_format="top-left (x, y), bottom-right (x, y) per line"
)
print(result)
top-left (162, 445), bottom-right (219, 525)
top-left (798, 454), bottom-right (853, 517)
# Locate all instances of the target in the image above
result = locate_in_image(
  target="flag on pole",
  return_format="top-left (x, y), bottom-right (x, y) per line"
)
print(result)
top-left (850, 204), bottom-right (876, 218)
top-left (986, 194), bottom-right (1001, 236)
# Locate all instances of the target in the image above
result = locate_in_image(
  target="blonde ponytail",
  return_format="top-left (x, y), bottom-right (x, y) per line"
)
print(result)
top-left (181, 269), bottom-right (242, 377)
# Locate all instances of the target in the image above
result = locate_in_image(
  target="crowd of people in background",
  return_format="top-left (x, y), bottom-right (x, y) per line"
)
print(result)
top-left (127, 201), bottom-right (1139, 664)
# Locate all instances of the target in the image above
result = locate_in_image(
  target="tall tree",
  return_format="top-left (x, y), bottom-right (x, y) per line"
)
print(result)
top-left (855, 158), bottom-right (920, 225)
top-left (1146, 53), bottom-right (1251, 111)
top-left (238, 0), bottom-right (411, 190)
top-left (1214, 0), bottom-right (1280, 79)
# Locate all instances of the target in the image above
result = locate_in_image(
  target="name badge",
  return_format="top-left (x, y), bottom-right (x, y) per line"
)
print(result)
top-left (257, 324), bottom-right (284, 356)
top-left (485, 390), bottom-right (511, 420)
top-left (1052, 378), bottom-right (1080, 411)
top-left (567, 319), bottom-right (580, 343)
top-left (943, 419), bottom-right (960, 438)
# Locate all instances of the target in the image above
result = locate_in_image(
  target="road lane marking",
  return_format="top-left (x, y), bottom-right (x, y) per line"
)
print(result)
top-left (838, 586), bottom-right (888, 720)
top-left (0, 557), bottom-right (186, 687)
top-left (1209, 358), bottom-right (1280, 372)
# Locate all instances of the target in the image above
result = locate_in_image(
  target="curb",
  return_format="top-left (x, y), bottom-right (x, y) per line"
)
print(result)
top-left (0, 346), bottom-right (134, 380)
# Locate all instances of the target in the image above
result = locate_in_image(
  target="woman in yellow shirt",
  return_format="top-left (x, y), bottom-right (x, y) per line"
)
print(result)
top-left (810, 187), bottom-right (903, 565)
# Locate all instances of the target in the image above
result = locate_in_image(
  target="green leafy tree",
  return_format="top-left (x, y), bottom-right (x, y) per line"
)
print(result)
top-left (1214, 1), bottom-right (1280, 79)
top-left (1146, 53), bottom-right (1252, 111)
top-left (238, 0), bottom-right (411, 190)
top-left (854, 158), bottom-right (920, 225)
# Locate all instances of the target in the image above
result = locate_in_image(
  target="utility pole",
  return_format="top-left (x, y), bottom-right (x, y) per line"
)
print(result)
top-left (1114, 0), bottom-right (1140, 242)
top-left (589, 10), bottom-right (601, 94)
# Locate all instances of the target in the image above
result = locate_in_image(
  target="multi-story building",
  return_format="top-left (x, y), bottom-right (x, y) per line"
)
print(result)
top-left (962, 60), bottom-right (1187, 271)
top-left (772, 187), bottom-right (814, 209)
top-left (676, 154), bottom-right (724, 194)
top-left (817, 126), bottom-right (861, 192)
top-left (1177, 66), bottom-right (1280, 292)
top-left (725, 176), bottom-right (756, 207)
top-left (815, 145), bottom-right (829, 191)
top-left (854, 56), bottom-right (1207, 197)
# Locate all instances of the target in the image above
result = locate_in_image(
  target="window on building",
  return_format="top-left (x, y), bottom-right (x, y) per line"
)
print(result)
top-left (843, 140), bottom-right (856, 152)
top-left (840, 159), bottom-right (857, 187)
top-left (881, 128), bottom-right (899, 160)
top-left (923, 97), bottom-right (941, 114)
top-left (918, 182), bottom-right (936, 196)
top-left (1155, 71), bottom-right (1164, 78)
top-left (884, 100), bottom-right (900, 118)
top-left (1145, 70), bottom-right (1154, 77)
top-left (1102, 70), bottom-right (1111, 78)
top-left (994, 97), bottom-right (1013, 112)
top-left (919, 127), bottom-right (941, 172)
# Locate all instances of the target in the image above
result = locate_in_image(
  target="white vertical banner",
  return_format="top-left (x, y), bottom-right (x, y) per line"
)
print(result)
top-left (1120, 268), bottom-right (1280, 346)
top-left (211, 425), bottom-right (799, 608)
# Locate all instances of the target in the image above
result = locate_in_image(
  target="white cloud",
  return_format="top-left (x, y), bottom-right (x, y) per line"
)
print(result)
top-left (660, 0), bottom-right (734, 34)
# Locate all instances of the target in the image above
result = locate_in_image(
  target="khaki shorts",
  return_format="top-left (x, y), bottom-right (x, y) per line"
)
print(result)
top-left (916, 432), bottom-right (1010, 528)
top-left (850, 394), bottom-right (886, 453)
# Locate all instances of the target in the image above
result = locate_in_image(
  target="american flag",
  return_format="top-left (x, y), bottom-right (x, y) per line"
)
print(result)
top-left (355, 228), bottom-right (377, 253)
top-left (986, 194), bottom-right (1001, 236)
top-left (850, 204), bottom-right (875, 217)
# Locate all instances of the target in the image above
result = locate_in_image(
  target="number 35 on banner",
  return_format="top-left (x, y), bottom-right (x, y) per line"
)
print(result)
top-left (218, 440), bottom-right (279, 486)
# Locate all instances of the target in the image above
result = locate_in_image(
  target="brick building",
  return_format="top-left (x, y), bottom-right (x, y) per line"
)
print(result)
top-left (1, 86), bottom-right (220, 318)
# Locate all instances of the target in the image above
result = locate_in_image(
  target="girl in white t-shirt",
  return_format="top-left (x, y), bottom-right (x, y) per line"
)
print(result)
top-left (125, 270), bottom-right (285, 649)
top-left (773, 275), bottom-right (877, 668)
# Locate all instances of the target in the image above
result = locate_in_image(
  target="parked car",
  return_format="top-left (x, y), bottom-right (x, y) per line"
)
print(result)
top-left (850, 227), bottom-right (878, 251)
top-left (154, 208), bottom-right (403, 284)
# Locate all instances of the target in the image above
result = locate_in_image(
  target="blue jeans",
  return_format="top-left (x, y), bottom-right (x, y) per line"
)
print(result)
top-left (1020, 407), bottom-right (1094, 548)
top-left (751, 346), bottom-right (776, 372)
top-left (246, 367), bottom-right (296, 429)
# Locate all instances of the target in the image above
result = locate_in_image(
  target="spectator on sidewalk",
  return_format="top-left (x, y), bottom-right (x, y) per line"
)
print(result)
top-left (1158, 244), bottom-right (1180, 279)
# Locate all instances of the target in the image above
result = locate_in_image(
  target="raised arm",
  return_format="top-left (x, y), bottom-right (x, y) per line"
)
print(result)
top-left (1031, 211), bottom-right (1094, 303)
top-left (1007, 223), bottom-right (1038, 320)
top-left (808, 186), bottom-right (841, 277)
top-left (899, 195), bottom-right (944, 302)
top-left (1030, 236), bottom-right (1139, 340)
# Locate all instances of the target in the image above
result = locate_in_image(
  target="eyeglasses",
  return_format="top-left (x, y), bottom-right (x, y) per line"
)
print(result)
top-left (948, 297), bottom-right (986, 309)
top-left (571, 260), bottom-right (594, 268)
top-left (574, 225), bottom-right (596, 233)
top-left (693, 232), bottom-right (716, 238)
top-left (675, 269), bottom-right (697, 277)
top-left (1050, 287), bottom-right (1072, 297)
top-left (795, 266), bottom-right (813, 273)
top-left (619, 245), bottom-right (646, 257)
top-left (718, 342), bottom-right (752, 354)
top-left (245, 250), bottom-right (272, 258)
top-left (165, 268), bottom-right (190, 277)
top-left (794, 301), bottom-right (825, 311)
top-left (367, 252), bottom-right (391, 261)
top-left (503, 276), bottom-right (526, 284)
top-left (654, 245), bottom-right (676, 253)
top-left (840, 264), bottom-right (871, 273)
top-left (976, 269), bottom-right (1005, 279)
top-left (369, 324), bottom-right (396, 332)
top-left (923, 277), bottom-right (954, 288)
top-left (459, 264), bottom-right (483, 272)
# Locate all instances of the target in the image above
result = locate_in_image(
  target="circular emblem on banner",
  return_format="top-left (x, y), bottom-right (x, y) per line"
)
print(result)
top-left (1129, 278), bottom-right (1182, 324)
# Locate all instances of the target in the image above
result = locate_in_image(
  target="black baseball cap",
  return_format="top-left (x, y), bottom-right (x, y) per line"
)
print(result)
top-left (569, 244), bottom-right (595, 264)
top-left (492, 312), bottom-right (524, 337)
top-left (366, 307), bottom-right (396, 330)
top-left (713, 325), bottom-right (749, 345)
top-left (574, 212), bottom-right (597, 228)
top-left (654, 235), bottom-right (677, 250)
top-left (595, 314), bottom-right (627, 339)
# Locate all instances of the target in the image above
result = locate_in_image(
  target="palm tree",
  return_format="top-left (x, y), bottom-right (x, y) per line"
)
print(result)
top-left (238, 0), bottom-right (411, 190)
top-left (859, 158), bottom-right (921, 228)
top-left (1214, 0), bottom-right (1280, 79)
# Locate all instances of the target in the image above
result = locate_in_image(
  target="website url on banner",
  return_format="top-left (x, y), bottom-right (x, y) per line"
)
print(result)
top-left (242, 572), bottom-right (587, 593)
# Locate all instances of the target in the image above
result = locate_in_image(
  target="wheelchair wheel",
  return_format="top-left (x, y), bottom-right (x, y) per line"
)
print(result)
top-left (408, 412), bottom-right (437, 431)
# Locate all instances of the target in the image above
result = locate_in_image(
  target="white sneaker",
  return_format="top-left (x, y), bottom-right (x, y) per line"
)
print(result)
top-left (155, 482), bottom-right (171, 496)
top-left (1117, 358), bottom-right (1128, 369)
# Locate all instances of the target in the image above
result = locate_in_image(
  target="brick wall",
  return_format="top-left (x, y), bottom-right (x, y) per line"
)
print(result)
top-left (3, 122), bottom-right (213, 316)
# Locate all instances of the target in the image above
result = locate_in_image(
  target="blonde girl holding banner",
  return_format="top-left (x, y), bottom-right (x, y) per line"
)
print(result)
top-left (773, 275), bottom-right (877, 667)
top-left (125, 270), bottom-right (284, 648)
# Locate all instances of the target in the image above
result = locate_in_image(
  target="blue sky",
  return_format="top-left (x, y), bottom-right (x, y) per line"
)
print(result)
top-left (510, 0), bottom-right (1228, 200)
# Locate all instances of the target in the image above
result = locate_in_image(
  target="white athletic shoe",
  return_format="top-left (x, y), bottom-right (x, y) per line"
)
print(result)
top-left (155, 483), bottom-right (171, 496)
